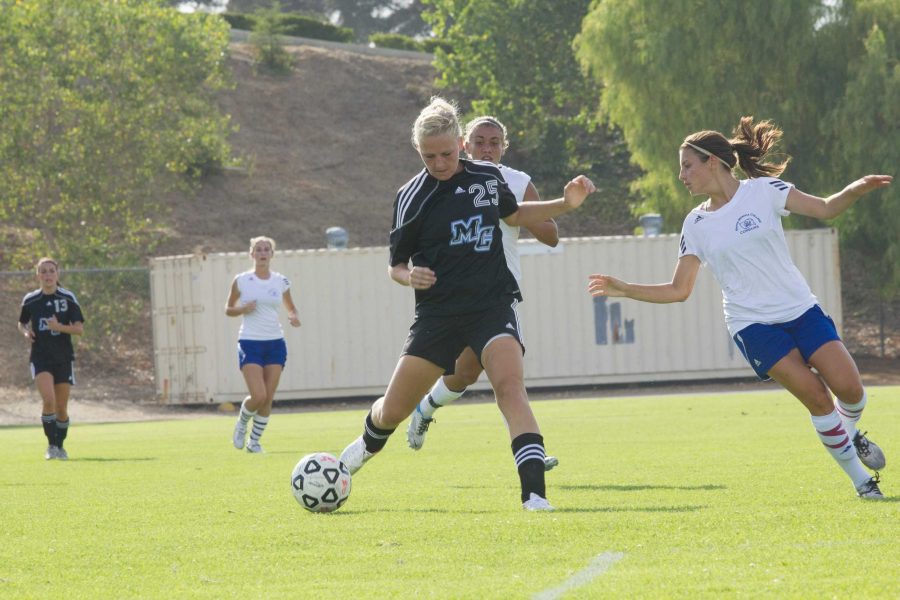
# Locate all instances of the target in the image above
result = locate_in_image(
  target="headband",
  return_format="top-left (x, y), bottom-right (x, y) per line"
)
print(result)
top-left (684, 142), bottom-right (733, 169)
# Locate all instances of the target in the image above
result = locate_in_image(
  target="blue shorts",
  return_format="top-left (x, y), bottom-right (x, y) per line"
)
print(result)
top-left (237, 338), bottom-right (287, 369)
top-left (732, 304), bottom-right (840, 381)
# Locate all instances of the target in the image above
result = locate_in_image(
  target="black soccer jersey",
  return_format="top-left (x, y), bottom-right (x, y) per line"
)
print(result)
top-left (389, 159), bottom-right (522, 317)
top-left (19, 287), bottom-right (85, 363)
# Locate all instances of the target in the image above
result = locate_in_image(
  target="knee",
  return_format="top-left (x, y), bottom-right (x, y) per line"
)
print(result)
top-left (493, 379), bottom-right (526, 408)
top-left (806, 388), bottom-right (837, 415)
top-left (834, 382), bottom-right (865, 405)
top-left (454, 365), bottom-right (481, 388)
top-left (371, 397), bottom-right (404, 429)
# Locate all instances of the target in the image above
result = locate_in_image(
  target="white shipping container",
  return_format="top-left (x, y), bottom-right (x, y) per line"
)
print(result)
top-left (150, 230), bottom-right (841, 404)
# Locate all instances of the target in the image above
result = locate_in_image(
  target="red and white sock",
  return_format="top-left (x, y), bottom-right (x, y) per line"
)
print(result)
top-left (810, 410), bottom-right (869, 488)
top-left (835, 389), bottom-right (867, 439)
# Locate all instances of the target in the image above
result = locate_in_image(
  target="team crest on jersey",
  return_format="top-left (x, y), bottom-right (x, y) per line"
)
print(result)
top-left (735, 213), bottom-right (762, 235)
top-left (449, 215), bottom-right (494, 252)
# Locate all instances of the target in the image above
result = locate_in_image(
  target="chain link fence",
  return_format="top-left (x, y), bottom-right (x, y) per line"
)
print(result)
top-left (1, 267), bottom-right (155, 402)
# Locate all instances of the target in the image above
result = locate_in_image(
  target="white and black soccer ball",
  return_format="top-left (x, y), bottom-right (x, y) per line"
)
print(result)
top-left (290, 452), bottom-right (351, 513)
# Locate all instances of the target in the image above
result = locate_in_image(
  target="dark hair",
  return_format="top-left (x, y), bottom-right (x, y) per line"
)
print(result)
top-left (682, 116), bottom-right (790, 178)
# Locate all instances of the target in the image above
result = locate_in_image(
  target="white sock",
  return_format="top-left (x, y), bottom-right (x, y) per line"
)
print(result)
top-left (835, 389), bottom-right (867, 439)
top-left (810, 410), bottom-right (870, 488)
top-left (250, 415), bottom-right (269, 443)
top-left (419, 377), bottom-right (465, 418)
top-left (239, 396), bottom-right (256, 426)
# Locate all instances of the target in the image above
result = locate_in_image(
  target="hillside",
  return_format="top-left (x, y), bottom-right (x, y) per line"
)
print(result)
top-left (156, 43), bottom-right (436, 255)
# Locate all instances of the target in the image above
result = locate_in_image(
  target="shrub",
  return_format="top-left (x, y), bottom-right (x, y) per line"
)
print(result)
top-left (221, 12), bottom-right (256, 31)
top-left (368, 33), bottom-right (420, 52)
top-left (278, 14), bottom-right (353, 42)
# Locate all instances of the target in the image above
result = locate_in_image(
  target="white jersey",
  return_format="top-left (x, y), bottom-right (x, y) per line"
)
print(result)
top-left (234, 270), bottom-right (291, 340)
top-left (498, 164), bottom-right (531, 283)
top-left (678, 177), bottom-right (818, 336)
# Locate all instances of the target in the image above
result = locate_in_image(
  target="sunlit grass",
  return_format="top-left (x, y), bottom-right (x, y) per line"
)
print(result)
top-left (1, 386), bottom-right (897, 598)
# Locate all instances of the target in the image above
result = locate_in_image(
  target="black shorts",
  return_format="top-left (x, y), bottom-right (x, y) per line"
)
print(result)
top-left (31, 360), bottom-right (75, 385)
top-left (402, 300), bottom-right (525, 373)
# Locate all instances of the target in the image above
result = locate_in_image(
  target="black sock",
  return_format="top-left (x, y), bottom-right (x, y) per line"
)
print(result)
top-left (41, 414), bottom-right (57, 446)
top-left (362, 411), bottom-right (395, 454)
top-left (512, 433), bottom-right (546, 502)
top-left (56, 419), bottom-right (70, 449)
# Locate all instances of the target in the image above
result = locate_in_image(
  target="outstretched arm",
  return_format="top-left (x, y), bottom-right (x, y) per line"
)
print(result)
top-left (521, 182), bottom-right (559, 247)
top-left (588, 255), bottom-right (702, 303)
top-left (503, 175), bottom-right (596, 228)
top-left (786, 175), bottom-right (892, 220)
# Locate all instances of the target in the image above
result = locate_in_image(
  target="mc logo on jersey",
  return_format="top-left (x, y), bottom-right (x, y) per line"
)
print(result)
top-left (449, 215), bottom-right (494, 252)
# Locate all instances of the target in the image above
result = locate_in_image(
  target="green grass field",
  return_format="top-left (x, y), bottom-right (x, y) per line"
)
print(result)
top-left (1, 387), bottom-right (898, 599)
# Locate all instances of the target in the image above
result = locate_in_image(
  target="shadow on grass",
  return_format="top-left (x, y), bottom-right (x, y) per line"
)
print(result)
top-left (554, 505), bottom-right (707, 513)
top-left (68, 457), bottom-right (159, 462)
top-left (559, 484), bottom-right (726, 492)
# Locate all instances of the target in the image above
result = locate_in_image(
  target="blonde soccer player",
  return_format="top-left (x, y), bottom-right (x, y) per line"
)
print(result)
top-left (226, 236), bottom-right (301, 453)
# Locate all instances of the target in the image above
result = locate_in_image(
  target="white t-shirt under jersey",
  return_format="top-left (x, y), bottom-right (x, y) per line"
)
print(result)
top-left (234, 270), bottom-right (291, 340)
top-left (498, 164), bottom-right (530, 283)
top-left (678, 177), bottom-right (818, 336)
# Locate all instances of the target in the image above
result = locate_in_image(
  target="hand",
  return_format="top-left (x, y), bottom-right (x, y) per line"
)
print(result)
top-left (242, 300), bottom-right (257, 314)
top-left (46, 315), bottom-right (60, 332)
top-left (408, 266), bottom-right (436, 290)
top-left (22, 327), bottom-right (35, 342)
top-left (846, 175), bottom-right (892, 197)
top-left (288, 313), bottom-right (301, 327)
top-left (588, 274), bottom-right (628, 298)
top-left (563, 175), bottom-right (597, 210)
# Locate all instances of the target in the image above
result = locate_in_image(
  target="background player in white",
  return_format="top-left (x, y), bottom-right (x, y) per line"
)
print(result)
top-left (226, 236), bottom-right (300, 453)
top-left (406, 116), bottom-right (560, 471)
top-left (18, 257), bottom-right (85, 460)
top-left (588, 116), bottom-right (892, 499)
top-left (339, 96), bottom-right (596, 510)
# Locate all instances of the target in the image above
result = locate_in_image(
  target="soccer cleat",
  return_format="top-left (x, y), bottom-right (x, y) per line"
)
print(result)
top-left (56, 447), bottom-right (69, 461)
top-left (44, 445), bottom-right (59, 460)
top-left (856, 473), bottom-right (884, 499)
top-left (522, 493), bottom-right (555, 511)
top-left (246, 440), bottom-right (264, 453)
top-left (406, 405), bottom-right (434, 451)
top-left (340, 435), bottom-right (375, 474)
top-left (852, 431), bottom-right (886, 471)
top-left (232, 421), bottom-right (247, 450)
top-left (544, 455), bottom-right (559, 472)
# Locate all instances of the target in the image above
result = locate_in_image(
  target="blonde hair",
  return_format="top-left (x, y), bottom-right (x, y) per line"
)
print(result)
top-left (411, 96), bottom-right (462, 148)
top-left (464, 116), bottom-right (509, 150)
top-left (249, 236), bottom-right (276, 253)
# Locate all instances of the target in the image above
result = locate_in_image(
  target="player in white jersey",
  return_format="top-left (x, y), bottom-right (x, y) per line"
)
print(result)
top-left (588, 116), bottom-right (892, 499)
top-left (405, 116), bottom-right (560, 471)
top-left (225, 236), bottom-right (301, 453)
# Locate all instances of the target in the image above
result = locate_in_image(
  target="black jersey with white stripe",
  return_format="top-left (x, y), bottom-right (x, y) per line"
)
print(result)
top-left (389, 159), bottom-right (522, 317)
top-left (19, 287), bottom-right (85, 363)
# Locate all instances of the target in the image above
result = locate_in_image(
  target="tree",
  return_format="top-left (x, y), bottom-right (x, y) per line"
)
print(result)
top-left (219, 0), bottom-right (430, 41)
top-left (576, 0), bottom-right (898, 297)
top-left (423, 0), bottom-right (638, 234)
top-left (0, 0), bottom-right (233, 269)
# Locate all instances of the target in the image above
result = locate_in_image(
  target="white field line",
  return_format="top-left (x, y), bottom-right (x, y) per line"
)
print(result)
top-left (533, 552), bottom-right (625, 600)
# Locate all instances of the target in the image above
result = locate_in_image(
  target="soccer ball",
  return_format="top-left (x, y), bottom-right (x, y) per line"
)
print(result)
top-left (290, 452), bottom-right (352, 513)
